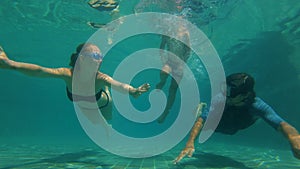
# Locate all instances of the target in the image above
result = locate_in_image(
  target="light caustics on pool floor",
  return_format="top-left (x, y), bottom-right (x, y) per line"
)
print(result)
top-left (0, 142), bottom-right (299, 169)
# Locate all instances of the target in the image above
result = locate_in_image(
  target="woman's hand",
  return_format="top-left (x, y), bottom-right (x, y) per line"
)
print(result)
top-left (0, 46), bottom-right (10, 69)
top-left (131, 83), bottom-right (150, 98)
top-left (0, 46), bottom-right (8, 58)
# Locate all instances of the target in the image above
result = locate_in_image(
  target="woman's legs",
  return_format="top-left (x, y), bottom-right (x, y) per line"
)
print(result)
top-left (156, 64), bottom-right (172, 90)
top-left (157, 68), bottom-right (183, 123)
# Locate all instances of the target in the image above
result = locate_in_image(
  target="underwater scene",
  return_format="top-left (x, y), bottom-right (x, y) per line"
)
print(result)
top-left (0, 0), bottom-right (300, 168)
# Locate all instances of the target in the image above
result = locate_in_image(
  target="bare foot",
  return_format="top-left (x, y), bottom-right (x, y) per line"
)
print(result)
top-left (88, 0), bottom-right (98, 5)
top-left (87, 21), bottom-right (106, 28)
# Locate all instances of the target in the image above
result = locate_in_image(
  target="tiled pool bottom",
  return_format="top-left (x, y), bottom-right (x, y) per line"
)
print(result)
top-left (0, 141), bottom-right (299, 169)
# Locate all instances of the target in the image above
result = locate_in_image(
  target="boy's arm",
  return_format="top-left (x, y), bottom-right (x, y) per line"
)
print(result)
top-left (174, 103), bottom-right (207, 164)
top-left (279, 122), bottom-right (300, 159)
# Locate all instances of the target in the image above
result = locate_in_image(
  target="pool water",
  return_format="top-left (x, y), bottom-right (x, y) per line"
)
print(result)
top-left (0, 0), bottom-right (300, 168)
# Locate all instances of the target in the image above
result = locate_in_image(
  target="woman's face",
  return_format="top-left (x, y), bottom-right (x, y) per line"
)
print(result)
top-left (75, 44), bottom-right (104, 74)
top-left (80, 45), bottom-right (103, 64)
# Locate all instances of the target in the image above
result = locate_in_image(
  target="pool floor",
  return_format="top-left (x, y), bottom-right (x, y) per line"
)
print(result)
top-left (1, 140), bottom-right (299, 169)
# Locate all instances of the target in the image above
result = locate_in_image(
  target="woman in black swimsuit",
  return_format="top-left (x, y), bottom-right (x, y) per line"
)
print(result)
top-left (0, 43), bottom-right (150, 123)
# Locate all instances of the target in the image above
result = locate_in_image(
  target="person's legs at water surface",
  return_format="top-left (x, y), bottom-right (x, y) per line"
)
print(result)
top-left (157, 64), bottom-right (183, 123)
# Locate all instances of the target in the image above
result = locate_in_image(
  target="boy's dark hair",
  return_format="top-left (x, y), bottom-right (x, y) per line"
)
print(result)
top-left (226, 72), bottom-right (256, 107)
top-left (226, 73), bottom-right (255, 97)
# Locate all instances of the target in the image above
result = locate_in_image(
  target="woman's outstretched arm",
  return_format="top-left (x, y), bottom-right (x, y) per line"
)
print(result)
top-left (97, 72), bottom-right (150, 98)
top-left (0, 47), bottom-right (70, 79)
